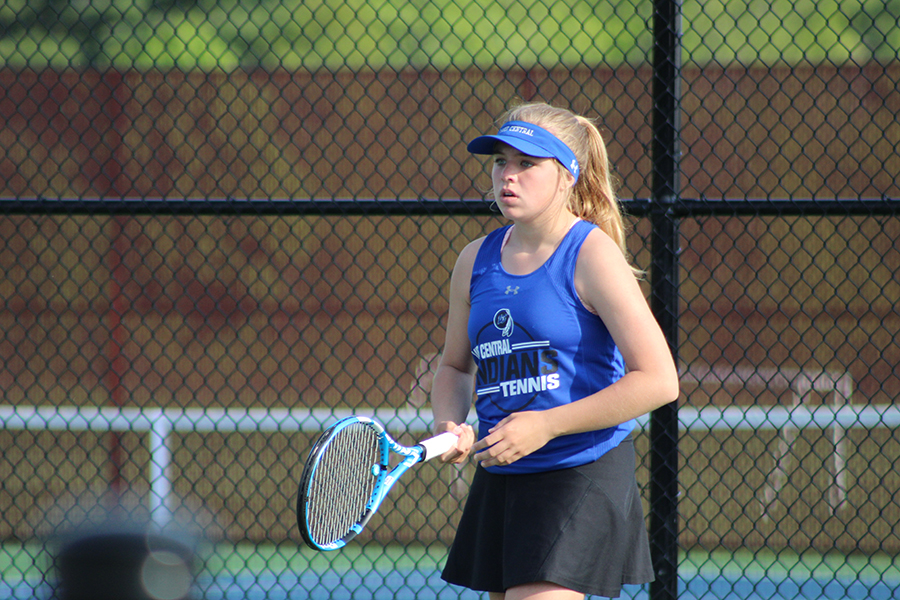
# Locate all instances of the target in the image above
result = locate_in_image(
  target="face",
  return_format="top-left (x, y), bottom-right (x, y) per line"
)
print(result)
top-left (491, 142), bottom-right (573, 223)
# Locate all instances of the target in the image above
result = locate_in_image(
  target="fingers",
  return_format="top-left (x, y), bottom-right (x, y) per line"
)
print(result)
top-left (471, 412), bottom-right (550, 468)
top-left (438, 423), bottom-right (475, 464)
top-left (472, 428), bottom-right (516, 467)
top-left (437, 412), bottom-right (551, 468)
top-left (472, 438), bottom-right (512, 468)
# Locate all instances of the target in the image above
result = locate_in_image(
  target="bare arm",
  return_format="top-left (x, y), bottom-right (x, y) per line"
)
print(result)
top-left (430, 240), bottom-right (482, 462)
top-left (550, 228), bottom-right (680, 430)
top-left (474, 229), bottom-right (680, 467)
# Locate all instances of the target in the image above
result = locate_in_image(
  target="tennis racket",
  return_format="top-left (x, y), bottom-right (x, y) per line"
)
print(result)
top-left (297, 415), bottom-right (459, 551)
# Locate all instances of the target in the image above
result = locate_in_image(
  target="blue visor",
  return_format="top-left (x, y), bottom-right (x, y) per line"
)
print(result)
top-left (467, 120), bottom-right (580, 181)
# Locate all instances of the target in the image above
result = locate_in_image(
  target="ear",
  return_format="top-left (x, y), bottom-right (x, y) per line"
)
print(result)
top-left (558, 167), bottom-right (576, 191)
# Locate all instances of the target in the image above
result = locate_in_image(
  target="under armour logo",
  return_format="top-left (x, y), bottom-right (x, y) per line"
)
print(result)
top-left (505, 286), bottom-right (519, 295)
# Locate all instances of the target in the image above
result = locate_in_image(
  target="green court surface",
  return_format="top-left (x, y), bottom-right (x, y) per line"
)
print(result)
top-left (3, 541), bottom-right (900, 599)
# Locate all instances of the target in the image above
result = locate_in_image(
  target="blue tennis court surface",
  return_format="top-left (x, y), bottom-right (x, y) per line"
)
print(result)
top-left (680, 572), bottom-right (900, 600)
top-left (6, 544), bottom-right (900, 600)
top-left (9, 569), bottom-right (900, 600)
top-left (196, 569), bottom-right (900, 600)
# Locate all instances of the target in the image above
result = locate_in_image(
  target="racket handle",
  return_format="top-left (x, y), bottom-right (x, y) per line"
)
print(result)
top-left (418, 431), bottom-right (460, 462)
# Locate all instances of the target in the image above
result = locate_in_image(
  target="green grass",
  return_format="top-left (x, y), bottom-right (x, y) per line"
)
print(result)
top-left (199, 540), bottom-right (452, 577)
top-left (0, 541), bottom-right (46, 582)
top-left (0, 0), bottom-right (651, 70)
top-left (0, 539), bottom-right (453, 582)
top-left (682, 547), bottom-right (900, 585)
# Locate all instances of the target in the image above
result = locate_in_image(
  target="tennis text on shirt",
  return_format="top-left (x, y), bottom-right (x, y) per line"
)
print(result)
top-left (472, 309), bottom-right (561, 412)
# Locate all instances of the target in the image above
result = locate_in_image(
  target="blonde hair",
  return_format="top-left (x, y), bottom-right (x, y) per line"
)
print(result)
top-left (500, 102), bottom-right (629, 257)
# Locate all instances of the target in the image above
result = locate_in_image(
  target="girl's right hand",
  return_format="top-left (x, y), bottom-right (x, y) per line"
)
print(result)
top-left (436, 421), bottom-right (475, 464)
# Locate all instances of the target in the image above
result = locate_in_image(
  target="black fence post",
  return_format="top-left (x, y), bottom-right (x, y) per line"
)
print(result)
top-left (649, 0), bottom-right (682, 598)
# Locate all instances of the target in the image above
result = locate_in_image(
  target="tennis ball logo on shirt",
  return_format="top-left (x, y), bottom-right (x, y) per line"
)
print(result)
top-left (493, 308), bottom-right (514, 337)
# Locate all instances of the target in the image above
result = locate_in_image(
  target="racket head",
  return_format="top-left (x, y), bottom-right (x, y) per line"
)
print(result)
top-left (297, 416), bottom-right (388, 551)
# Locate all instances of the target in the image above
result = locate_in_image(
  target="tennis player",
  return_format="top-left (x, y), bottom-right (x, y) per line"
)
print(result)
top-left (431, 102), bottom-right (680, 600)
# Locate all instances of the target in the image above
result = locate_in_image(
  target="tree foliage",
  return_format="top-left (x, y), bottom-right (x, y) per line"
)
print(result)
top-left (0, 0), bottom-right (896, 69)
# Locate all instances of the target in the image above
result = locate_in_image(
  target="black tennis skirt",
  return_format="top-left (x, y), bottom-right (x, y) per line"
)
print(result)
top-left (441, 436), bottom-right (653, 598)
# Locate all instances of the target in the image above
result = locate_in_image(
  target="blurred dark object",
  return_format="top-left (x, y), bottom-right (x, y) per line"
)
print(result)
top-left (52, 523), bottom-right (196, 600)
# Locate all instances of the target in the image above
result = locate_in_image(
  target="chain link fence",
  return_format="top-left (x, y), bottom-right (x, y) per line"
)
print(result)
top-left (2, 0), bottom-right (900, 598)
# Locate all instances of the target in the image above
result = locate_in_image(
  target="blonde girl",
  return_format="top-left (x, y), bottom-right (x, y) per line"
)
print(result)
top-left (431, 102), bottom-right (679, 600)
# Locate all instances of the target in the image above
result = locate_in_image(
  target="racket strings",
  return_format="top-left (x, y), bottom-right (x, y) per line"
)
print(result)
top-left (307, 423), bottom-right (381, 546)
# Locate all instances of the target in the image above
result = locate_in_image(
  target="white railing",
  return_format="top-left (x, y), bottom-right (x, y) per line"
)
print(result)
top-left (1, 367), bottom-right (897, 525)
top-left (0, 405), bottom-right (440, 527)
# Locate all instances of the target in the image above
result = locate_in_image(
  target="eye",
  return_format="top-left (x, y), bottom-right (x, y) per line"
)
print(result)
top-left (493, 157), bottom-right (507, 167)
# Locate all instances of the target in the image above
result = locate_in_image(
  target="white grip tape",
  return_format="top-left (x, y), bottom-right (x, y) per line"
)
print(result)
top-left (419, 431), bottom-right (459, 461)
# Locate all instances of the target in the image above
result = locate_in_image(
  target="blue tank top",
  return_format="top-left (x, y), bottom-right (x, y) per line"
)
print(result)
top-left (468, 220), bottom-right (633, 474)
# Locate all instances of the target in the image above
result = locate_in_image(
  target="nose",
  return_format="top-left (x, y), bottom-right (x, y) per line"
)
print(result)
top-left (496, 162), bottom-right (516, 181)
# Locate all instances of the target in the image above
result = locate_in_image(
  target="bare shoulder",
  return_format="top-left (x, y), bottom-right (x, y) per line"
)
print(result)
top-left (457, 236), bottom-right (486, 265)
top-left (575, 227), bottom-right (642, 311)
top-left (451, 236), bottom-right (486, 278)
top-left (576, 227), bottom-right (634, 276)
top-left (447, 236), bottom-right (487, 304)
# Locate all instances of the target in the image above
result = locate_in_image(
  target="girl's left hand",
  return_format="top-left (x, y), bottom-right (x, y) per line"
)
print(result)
top-left (472, 411), bottom-right (552, 468)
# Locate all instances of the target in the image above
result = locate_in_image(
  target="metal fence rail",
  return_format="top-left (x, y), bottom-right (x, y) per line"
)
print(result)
top-left (3, 396), bottom-right (897, 528)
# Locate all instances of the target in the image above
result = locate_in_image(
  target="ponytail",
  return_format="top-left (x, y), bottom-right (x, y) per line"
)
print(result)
top-left (502, 103), bottom-right (630, 258)
top-left (568, 115), bottom-right (628, 256)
